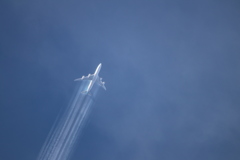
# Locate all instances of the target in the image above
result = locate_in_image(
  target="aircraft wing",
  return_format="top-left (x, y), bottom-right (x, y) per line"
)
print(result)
top-left (99, 82), bottom-right (106, 90)
top-left (74, 74), bottom-right (94, 81)
top-left (101, 82), bottom-right (106, 90)
top-left (97, 77), bottom-right (106, 90)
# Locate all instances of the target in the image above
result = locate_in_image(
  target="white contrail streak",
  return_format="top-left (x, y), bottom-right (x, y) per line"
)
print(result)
top-left (37, 82), bottom-right (99, 160)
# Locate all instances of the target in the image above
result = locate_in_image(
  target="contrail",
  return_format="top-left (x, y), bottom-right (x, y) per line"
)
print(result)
top-left (37, 81), bottom-right (100, 160)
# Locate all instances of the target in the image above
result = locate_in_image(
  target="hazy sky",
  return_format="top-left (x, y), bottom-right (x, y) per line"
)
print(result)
top-left (0, 0), bottom-right (240, 160)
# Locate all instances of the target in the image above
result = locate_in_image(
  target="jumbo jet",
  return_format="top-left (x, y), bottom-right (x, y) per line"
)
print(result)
top-left (74, 63), bottom-right (106, 93)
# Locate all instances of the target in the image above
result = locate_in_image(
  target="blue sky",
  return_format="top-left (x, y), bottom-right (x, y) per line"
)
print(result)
top-left (0, 0), bottom-right (240, 160)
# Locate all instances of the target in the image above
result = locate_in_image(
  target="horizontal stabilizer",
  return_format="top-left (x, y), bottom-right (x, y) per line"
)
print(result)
top-left (81, 91), bottom-right (88, 94)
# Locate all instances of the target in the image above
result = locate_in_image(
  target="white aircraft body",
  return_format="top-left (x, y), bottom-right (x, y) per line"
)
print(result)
top-left (74, 63), bottom-right (106, 93)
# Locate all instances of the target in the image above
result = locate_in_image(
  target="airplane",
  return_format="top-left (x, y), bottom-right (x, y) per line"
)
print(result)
top-left (74, 63), bottom-right (106, 94)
